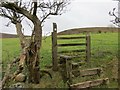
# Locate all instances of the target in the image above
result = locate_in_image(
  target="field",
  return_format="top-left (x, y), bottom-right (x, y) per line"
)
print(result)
top-left (1, 32), bottom-right (118, 88)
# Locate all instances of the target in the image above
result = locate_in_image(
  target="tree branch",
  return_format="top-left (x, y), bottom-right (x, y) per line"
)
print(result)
top-left (33, 1), bottom-right (37, 16)
top-left (1, 3), bottom-right (36, 23)
top-left (109, 8), bottom-right (120, 27)
top-left (0, 13), bottom-right (12, 20)
top-left (40, 2), bottom-right (65, 23)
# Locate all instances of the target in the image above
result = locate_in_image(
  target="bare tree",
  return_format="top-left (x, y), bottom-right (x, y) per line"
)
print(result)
top-left (0, 0), bottom-right (70, 85)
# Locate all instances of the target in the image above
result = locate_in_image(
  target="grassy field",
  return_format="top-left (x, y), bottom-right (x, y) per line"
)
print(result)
top-left (1, 32), bottom-right (118, 88)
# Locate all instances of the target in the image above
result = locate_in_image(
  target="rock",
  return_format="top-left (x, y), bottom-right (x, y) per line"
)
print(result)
top-left (9, 83), bottom-right (24, 88)
top-left (15, 73), bottom-right (26, 82)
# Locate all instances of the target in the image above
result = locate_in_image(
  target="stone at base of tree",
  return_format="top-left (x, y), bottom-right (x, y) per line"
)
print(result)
top-left (15, 73), bottom-right (26, 82)
top-left (9, 83), bottom-right (24, 88)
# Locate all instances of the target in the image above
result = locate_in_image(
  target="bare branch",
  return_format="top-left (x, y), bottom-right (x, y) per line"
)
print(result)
top-left (0, 13), bottom-right (12, 19)
top-left (1, 3), bottom-right (36, 23)
top-left (109, 7), bottom-right (120, 27)
top-left (33, 1), bottom-right (37, 15)
top-left (5, 21), bottom-right (11, 27)
top-left (39, 0), bottom-right (70, 23)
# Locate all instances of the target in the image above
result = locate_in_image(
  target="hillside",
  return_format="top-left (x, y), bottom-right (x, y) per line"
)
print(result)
top-left (0, 33), bottom-right (30, 38)
top-left (0, 27), bottom-right (119, 38)
top-left (58, 27), bottom-right (119, 35)
top-left (0, 33), bottom-right (18, 38)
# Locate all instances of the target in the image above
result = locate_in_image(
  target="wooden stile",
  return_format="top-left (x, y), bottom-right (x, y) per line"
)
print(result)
top-left (52, 23), bottom-right (91, 71)
top-left (51, 24), bottom-right (109, 88)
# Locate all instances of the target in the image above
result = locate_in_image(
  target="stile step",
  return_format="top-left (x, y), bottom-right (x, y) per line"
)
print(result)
top-left (70, 78), bottom-right (109, 89)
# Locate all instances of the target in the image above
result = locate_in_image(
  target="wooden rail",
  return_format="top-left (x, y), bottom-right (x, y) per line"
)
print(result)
top-left (58, 49), bottom-right (86, 53)
top-left (57, 36), bottom-right (86, 39)
top-left (57, 43), bottom-right (86, 47)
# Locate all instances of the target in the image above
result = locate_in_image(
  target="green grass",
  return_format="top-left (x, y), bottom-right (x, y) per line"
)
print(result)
top-left (1, 32), bottom-right (118, 88)
top-left (1, 38), bottom-right (21, 69)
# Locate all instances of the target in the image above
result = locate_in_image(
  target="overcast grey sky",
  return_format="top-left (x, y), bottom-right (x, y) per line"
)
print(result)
top-left (0, 0), bottom-right (118, 36)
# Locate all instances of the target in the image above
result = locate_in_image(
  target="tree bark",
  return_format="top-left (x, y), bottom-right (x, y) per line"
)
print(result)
top-left (14, 15), bottom-right (42, 84)
top-left (15, 22), bottom-right (27, 49)
top-left (13, 19), bottom-right (42, 84)
top-left (27, 17), bottom-right (42, 84)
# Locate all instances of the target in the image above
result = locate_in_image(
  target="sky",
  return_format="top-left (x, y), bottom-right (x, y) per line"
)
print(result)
top-left (0, 0), bottom-right (118, 36)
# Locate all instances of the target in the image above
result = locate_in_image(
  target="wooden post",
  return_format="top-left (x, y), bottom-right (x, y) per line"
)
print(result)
top-left (66, 59), bottom-right (72, 85)
top-left (86, 32), bottom-right (91, 62)
top-left (52, 23), bottom-right (58, 71)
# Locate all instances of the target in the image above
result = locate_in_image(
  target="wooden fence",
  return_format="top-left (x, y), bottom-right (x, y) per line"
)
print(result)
top-left (51, 23), bottom-right (109, 88)
top-left (52, 23), bottom-right (91, 71)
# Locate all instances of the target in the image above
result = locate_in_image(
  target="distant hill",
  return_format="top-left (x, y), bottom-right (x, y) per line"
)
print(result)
top-left (0, 33), bottom-right (30, 38)
top-left (0, 33), bottom-right (18, 38)
top-left (0, 27), bottom-right (119, 38)
top-left (58, 27), bottom-right (119, 35)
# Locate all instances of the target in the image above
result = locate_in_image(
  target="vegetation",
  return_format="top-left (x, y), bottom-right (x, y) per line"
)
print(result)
top-left (1, 32), bottom-right (118, 88)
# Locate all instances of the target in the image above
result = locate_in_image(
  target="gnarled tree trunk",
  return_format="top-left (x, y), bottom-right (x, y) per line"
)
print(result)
top-left (14, 18), bottom-right (42, 84)
top-left (26, 17), bottom-right (42, 83)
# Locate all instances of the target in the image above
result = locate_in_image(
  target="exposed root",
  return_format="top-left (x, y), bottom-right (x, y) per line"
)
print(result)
top-left (40, 70), bottom-right (52, 79)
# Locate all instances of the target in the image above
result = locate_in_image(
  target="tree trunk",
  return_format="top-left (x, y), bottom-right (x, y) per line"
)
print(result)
top-left (27, 17), bottom-right (42, 84)
top-left (15, 19), bottom-right (42, 84)
top-left (15, 22), bottom-right (27, 49)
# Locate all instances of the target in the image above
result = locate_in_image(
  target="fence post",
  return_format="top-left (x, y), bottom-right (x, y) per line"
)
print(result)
top-left (52, 23), bottom-right (58, 71)
top-left (86, 32), bottom-right (91, 62)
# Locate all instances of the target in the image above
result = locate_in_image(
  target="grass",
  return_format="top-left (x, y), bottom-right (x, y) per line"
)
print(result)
top-left (1, 32), bottom-right (118, 88)
top-left (1, 38), bottom-right (21, 69)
